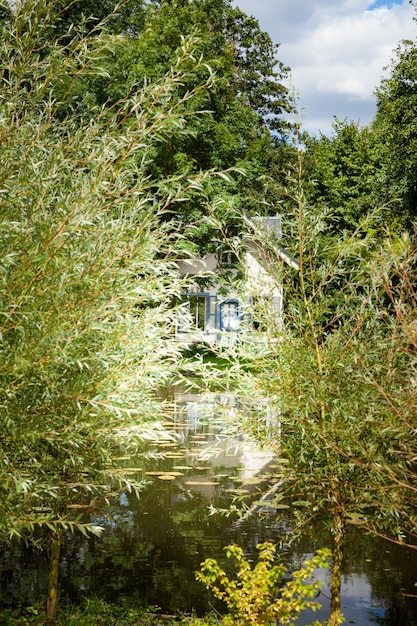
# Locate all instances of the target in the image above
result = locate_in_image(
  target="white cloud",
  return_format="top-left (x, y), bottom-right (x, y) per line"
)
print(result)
top-left (233, 0), bottom-right (416, 134)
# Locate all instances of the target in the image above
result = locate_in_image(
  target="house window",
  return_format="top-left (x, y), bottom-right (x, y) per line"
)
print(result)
top-left (216, 251), bottom-right (233, 267)
top-left (189, 295), bottom-right (208, 331)
top-left (219, 300), bottom-right (240, 332)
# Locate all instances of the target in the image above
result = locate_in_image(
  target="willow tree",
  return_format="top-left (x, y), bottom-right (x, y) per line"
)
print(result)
top-left (209, 147), bottom-right (416, 626)
top-left (0, 0), bottom-right (225, 618)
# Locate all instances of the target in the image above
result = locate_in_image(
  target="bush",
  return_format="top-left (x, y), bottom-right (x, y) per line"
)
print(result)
top-left (196, 542), bottom-right (331, 626)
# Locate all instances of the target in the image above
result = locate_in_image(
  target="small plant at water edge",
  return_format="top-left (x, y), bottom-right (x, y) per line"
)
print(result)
top-left (196, 542), bottom-right (332, 625)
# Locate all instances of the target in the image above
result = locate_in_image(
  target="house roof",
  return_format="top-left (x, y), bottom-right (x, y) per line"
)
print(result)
top-left (242, 214), bottom-right (300, 271)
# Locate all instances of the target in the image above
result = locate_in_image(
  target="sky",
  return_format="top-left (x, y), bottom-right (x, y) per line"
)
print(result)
top-left (233, 0), bottom-right (416, 135)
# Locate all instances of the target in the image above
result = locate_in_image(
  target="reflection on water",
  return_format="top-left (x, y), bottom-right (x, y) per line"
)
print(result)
top-left (162, 392), bottom-right (276, 494)
top-left (1, 392), bottom-right (416, 625)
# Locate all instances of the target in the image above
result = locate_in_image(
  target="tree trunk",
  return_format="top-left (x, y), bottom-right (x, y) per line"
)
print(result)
top-left (47, 526), bottom-right (63, 620)
top-left (329, 508), bottom-right (345, 626)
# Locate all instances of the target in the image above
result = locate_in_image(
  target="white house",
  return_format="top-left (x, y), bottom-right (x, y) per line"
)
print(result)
top-left (175, 216), bottom-right (298, 344)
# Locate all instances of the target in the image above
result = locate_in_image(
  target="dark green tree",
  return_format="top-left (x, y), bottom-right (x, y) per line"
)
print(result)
top-left (55, 0), bottom-right (147, 37)
top-left (224, 5), bottom-right (290, 133)
top-left (373, 38), bottom-right (417, 232)
top-left (303, 118), bottom-right (379, 234)
top-left (51, 0), bottom-right (293, 253)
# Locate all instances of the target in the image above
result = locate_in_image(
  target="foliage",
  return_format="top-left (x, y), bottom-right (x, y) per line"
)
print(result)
top-left (208, 143), bottom-right (416, 625)
top-left (55, 0), bottom-right (293, 253)
top-left (222, 5), bottom-right (290, 134)
top-left (0, 598), bottom-right (180, 624)
top-left (303, 119), bottom-right (379, 234)
top-left (196, 542), bottom-right (331, 626)
top-left (358, 233), bottom-right (417, 544)
top-left (68, 0), bottom-right (291, 130)
top-left (373, 38), bottom-right (417, 232)
top-left (54, 0), bottom-right (148, 38)
top-left (0, 0), bottom-right (232, 616)
top-left (0, 0), bottom-right (211, 540)
top-left (1, 0), bottom-right (416, 622)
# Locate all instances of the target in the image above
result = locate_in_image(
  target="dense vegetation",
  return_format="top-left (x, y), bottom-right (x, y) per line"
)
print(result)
top-left (0, 0), bottom-right (416, 624)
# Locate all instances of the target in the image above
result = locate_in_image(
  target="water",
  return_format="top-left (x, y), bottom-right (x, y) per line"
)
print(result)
top-left (1, 392), bottom-right (416, 624)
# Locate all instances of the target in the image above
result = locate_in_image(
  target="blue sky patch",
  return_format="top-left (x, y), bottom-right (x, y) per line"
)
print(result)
top-left (368, 0), bottom-right (403, 9)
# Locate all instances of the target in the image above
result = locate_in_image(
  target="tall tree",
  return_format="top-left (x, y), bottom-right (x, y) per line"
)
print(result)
top-left (373, 38), bottom-right (417, 232)
top-left (53, 0), bottom-right (293, 253)
top-left (0, 0), bottom-right (226, 617)
top-left (303, 118), bottom-right (379, 234)
top-left (207, 148), bottom-right (417, 625)
top-left (224, 5), bottom-right (290, 133)
top-left (54, 0), bottom-right (147, 37)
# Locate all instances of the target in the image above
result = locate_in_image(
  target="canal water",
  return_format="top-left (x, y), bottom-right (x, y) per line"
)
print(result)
top-left (1, 392), bottom-right (416, 624)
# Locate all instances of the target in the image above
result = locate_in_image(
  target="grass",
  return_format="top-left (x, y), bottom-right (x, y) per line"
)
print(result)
top-left (0, 599), bottom-right (223, 625)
